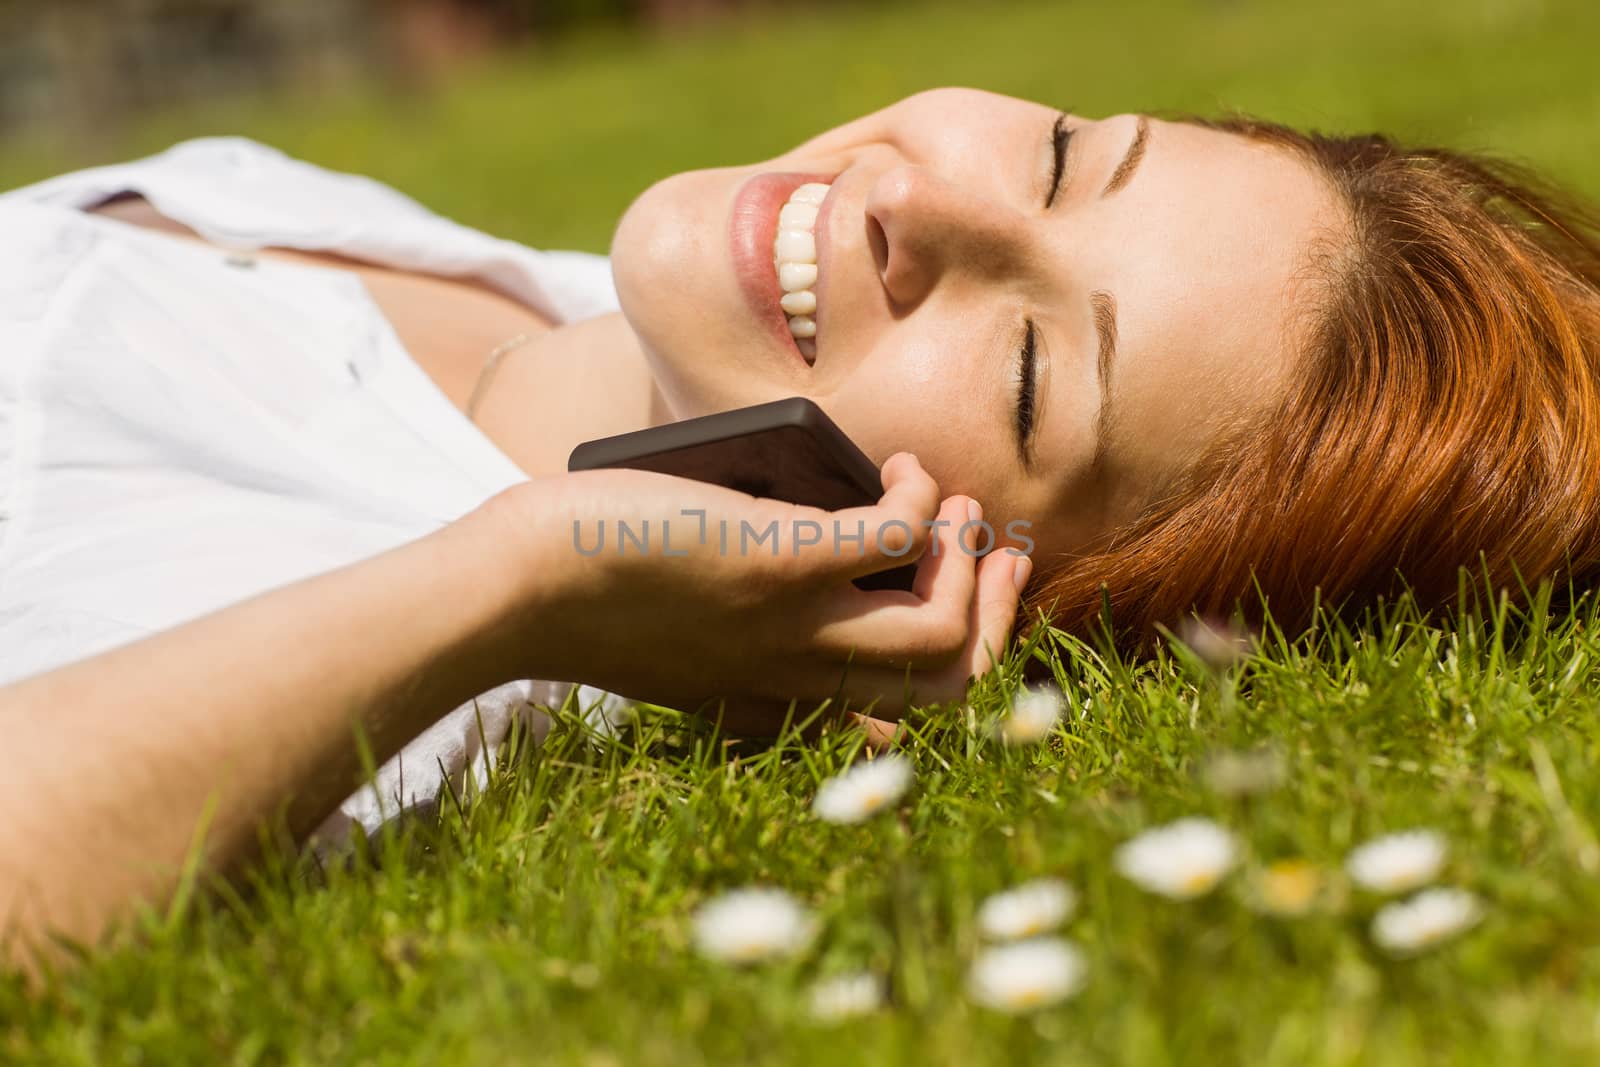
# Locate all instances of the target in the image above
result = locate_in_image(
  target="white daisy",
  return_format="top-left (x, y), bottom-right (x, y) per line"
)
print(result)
top-left (997, 685), bottom-right (1065, 745)
top-left (810, 753), bottom-right (913, 824)
top-left (691, 887), bottom-right (816, 964)
top-left (977, 878), bottom-right (1077, 941)
top-left (807, 971), bottom-right (884, 1022)
top-left (1371, 887), bottom-right (1483, 955)
top-left (967, 937), bottom-right (1087, 1013)
top-left (1114, 817), bottom-right (1239, 899)
top-left (1345, 830), bottom-right (1447, 894)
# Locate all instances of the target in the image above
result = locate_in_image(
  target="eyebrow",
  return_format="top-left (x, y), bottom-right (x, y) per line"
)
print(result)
top-left (1089, 290), bottom-right (1118, 470)
top-left (1101, 115), bottom-right (1150, 198)
top-left (1084, 118), bottom-right (1146, 469)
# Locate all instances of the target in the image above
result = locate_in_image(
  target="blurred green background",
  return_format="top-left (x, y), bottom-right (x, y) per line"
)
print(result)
top-left (2, 0), bottom-right (1597, 254)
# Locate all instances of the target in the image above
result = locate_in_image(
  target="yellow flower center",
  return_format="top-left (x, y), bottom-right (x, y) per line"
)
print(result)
top-left (732, 940), bottom-right (769, 962)
top-left (1009, 987), bottom-right (1048, 1008)
top-left (1261, 860), bottom-right (1320, 913)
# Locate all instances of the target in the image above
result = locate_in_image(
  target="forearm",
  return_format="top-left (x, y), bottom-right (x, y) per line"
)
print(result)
top-left (0, 502), bottom-right (537, 958)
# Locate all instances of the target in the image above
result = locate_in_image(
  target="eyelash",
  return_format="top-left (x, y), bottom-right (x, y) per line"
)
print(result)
top-left (1016, 318), bottom-right (1038, 450)
top-left (1044, 112), bottom-right (1074, 209)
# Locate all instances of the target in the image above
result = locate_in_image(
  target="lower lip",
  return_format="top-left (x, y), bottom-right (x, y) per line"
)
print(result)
top-left (729, 171), bottom-right (831, 369)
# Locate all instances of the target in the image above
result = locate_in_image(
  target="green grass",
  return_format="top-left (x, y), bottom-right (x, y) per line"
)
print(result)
top-left (6, 0), bottom-right (1600, 1061)
top-left (9, 591), bottom-right (1600, 1064)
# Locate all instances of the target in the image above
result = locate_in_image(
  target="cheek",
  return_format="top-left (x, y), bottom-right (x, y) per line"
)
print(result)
top-left (814, 337), bottom-right (1012, 506)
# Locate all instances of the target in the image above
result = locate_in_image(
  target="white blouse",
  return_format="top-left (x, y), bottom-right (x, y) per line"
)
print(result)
top-left (0, 137), bottom-right (630, 841)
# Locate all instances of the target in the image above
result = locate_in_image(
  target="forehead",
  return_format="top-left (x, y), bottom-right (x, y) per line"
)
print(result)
top-left (1072, 117), bottom-right (1343, 527)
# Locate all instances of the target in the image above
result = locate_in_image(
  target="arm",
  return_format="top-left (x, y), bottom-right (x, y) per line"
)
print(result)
top-left (0, 455), bottom-right (1027, 969)
top-left (0, 494), bottom-right (535, 964)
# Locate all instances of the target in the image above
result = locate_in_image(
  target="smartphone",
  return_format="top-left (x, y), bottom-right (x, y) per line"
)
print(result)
top-left (567, 397), bottom-right (917, 591)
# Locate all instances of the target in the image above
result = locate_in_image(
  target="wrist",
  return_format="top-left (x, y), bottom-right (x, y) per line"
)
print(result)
top-left (455, 478), bottom-right (598, 684)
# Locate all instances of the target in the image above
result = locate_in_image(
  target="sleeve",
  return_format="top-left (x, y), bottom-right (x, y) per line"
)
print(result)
top-left (308, 681), bottom-right (637, 850)
top-left (1, 137), bottom-right (624, 326)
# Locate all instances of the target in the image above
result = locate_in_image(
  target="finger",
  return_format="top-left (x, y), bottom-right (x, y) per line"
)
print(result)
top-left (808, 452), bottom-right (942, 581)
top-left (911, 495), bottom-right (981, 604)
top-left (808, 499), bottom-right (980, 670)
top-left (824, 552), bottom-right (1027, 710)
top-left (806, 709), bottom-right (900, 747)
top-left (849, 712), bottom-right (903, 750)
top-left (807, 552), bottom-right (1029, 714)
top-left (961, 547), bottom-right (1031, 680)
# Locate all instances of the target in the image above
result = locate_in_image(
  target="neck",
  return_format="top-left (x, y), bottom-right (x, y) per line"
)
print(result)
top-left (468, 311), bottom-right (673, 479)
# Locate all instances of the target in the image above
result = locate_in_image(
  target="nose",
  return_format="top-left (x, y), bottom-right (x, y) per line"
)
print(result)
top-left (863, 165), bottom-right (1029, 310)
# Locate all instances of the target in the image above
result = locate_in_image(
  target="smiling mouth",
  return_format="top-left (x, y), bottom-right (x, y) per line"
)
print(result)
top-left (773, 181), bottom-right (829, 365)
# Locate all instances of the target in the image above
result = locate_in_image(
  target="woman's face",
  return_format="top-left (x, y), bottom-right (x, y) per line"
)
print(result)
top-left (610, 88), bottom-right (1343, 562)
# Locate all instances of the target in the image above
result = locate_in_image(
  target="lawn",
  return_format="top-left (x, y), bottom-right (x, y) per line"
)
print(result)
top-left (6, 0), bottom-right (1600, 1062)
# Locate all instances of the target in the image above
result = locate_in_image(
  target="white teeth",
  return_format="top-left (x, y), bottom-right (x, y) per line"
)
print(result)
top-left (778, 262), bottom-right (817, 292)
top-left (773, 180), bottom-right (830, 364)
top-left (779, 290), bottom-right (816, 316)
top-left (778, 202), bottom-right (818, 229)
top-left (792, 183), bottom-right (829, 205)
top-left (773, 228), bottom-right (815, 263)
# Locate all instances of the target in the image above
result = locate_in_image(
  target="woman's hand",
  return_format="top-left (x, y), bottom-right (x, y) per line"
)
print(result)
top-left (481, 453), bottom-right (1032, 736)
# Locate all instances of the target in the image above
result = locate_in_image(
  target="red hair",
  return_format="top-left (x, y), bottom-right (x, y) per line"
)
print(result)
top-left (1028, 116), bottom-right (1600, 652)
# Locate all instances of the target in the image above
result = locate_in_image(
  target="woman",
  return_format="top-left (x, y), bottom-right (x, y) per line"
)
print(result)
top-left (3, 88), bottom-right (1598, 962)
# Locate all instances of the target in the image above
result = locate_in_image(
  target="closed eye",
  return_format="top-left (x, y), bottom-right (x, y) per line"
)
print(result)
top-left (1015, 317), bottom-right (1039, 464)
top-left (1044, 112), bottom-right (1074, 209)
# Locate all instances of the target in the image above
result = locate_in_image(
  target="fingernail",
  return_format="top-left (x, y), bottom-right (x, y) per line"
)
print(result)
top-left (966, 497), bottom-right (983, 525)
top-left (1012, 554), bottom-right (1033, 592)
